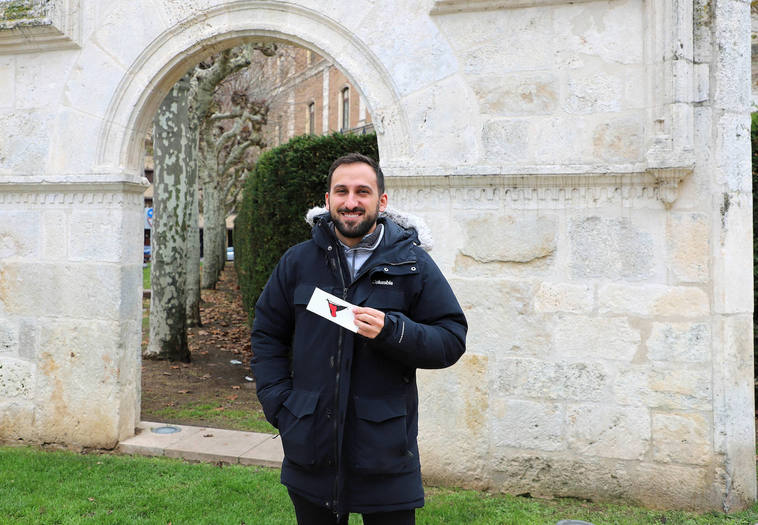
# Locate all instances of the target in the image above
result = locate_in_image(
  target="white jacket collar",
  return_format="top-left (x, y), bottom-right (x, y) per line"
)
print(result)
top-left (305, 205), bottom-right (433, 251)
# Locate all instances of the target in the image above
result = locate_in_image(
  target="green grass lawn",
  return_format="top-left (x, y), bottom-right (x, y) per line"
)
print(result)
top-left (143, 263), bottom-right (150, 291)
top-left (2, 446), bottom-right (758, 525)
top-left (148, 402), bottom-right (276, 434)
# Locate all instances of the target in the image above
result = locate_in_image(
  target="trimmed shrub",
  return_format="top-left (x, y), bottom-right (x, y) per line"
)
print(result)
top-left (235, 132), bottom-right (379, 323)
top-left (752, 113), bottom-right (758, 397)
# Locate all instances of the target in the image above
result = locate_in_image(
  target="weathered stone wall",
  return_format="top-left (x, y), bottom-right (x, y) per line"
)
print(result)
top-left (0, 0), bottom-right (753, 512)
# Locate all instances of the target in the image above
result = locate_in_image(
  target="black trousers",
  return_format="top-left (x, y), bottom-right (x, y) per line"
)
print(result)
top-left (288, 490), bottom-right (416, 525)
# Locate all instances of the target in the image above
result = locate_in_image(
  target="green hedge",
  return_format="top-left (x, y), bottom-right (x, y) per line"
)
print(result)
top-left (235, 132), bottom-right (379, 324)
top-left (752, 113), bottom-right (758, 394)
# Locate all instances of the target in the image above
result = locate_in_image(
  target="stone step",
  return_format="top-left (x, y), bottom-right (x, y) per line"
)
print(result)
top-left (118, 421), bottom-right (282, 468)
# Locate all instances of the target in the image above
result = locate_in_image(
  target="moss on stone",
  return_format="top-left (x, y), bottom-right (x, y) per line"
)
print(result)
top-left (694, 1), bottom-right (711, 29)
top-left (0, 0), bottom-right (47, 22)
top-left (1, 1), bottom-right (33, 21)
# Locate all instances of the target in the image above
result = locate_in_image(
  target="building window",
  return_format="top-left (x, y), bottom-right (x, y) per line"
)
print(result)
top-left (307, 102), bottom-right (315, 135)
top-left (341, 87), bottom-right (350, 131)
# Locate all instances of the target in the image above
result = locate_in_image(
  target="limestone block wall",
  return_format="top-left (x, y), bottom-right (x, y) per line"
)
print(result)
top-left (403, 0), bottom-right (755, 511)
top-left (395, 178), bottom-right (719, 508)
top-left (0, 0), bottom-right (753, 512)
top-left (0, 185), bottom-right (144, 446)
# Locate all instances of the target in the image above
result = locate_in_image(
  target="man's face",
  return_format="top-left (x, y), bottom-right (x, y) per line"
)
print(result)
top-left (325, 162), bottom-right (388, 246)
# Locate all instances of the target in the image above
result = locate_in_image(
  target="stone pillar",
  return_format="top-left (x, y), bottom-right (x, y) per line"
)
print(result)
top-left (0, 182), bottom-right (144, 447)
top-left (709, 0), bottom-right (756, 511)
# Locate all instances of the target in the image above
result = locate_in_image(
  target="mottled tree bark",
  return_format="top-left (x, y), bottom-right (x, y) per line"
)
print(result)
top-left (185, 166), bottom-right (202, 326)
top-left (190, 43), bottom-right (274, 289)
top-left (200, 175), bottom-right (224, 289)
top-left (199, 106), bottom-right (266, 288)
top-left (145, 75), bottom-right (193, 362)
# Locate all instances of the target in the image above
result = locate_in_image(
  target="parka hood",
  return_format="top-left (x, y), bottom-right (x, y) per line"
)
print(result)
top-left (305, 205), bottom-right (433, 251)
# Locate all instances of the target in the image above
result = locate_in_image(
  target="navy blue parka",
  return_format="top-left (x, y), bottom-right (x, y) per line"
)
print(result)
top-left (251, 211), bottom-right (467, 515)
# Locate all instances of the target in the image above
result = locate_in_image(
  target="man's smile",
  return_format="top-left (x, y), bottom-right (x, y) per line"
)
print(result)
top-left (339, 208), bottom-right (365, 220)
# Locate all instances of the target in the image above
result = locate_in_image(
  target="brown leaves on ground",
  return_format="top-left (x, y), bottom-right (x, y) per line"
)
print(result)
top-left (141, 263), bottom-right (263, 430)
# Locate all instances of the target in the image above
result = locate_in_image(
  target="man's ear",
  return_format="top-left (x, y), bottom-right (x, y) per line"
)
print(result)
top-left (379, 193), bottom-right (388, 212)
top-left (325, 192), bottom-right (330, 209)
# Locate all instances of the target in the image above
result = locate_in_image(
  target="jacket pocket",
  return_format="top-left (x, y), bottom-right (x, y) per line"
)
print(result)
top-left (349, 396), bottom-right (414, 474)
top-left (365, 289), bottom-right (406, 311)
top-left (279, 390), bottom-right (319, 468)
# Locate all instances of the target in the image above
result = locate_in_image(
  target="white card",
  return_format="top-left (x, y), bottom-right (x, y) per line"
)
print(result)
top-left (306, 287), bottom-right (358, 333)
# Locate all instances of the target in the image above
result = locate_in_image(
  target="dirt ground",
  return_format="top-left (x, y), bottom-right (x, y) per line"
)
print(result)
top-left (140, 264), bottom-right (269, 432)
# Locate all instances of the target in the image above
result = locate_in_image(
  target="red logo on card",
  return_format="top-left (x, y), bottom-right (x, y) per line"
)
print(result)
top-left (327, 299), bottom-right (347, 317)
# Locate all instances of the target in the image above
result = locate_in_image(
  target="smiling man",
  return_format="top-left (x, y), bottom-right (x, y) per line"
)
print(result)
top-left (327, 159), bottom-right (386, 242)
top-left (251, 153), bottom-right (467, 525)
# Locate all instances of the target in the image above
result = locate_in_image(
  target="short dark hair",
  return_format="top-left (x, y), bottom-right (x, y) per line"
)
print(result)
top-left (327, 153), bottom-right (384, 194)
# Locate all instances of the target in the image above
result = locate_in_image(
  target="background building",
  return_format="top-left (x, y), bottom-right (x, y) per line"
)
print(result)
top-left (258, 45), bottom-right (372, 147)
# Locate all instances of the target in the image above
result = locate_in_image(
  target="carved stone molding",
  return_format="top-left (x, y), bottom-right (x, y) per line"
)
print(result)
top-left (0, 0), bottom-right (81, 54)
top-left (97, 0), bottom-right (410, 174)
top-left (430, 0), bottom-right (599, 15)
top-left (648, 167), bottom-right (692, 206)
top-left (644, 0), bottom-right (696, 169)
top-left (0, 181), bottom-right (147, 206)
top-left (386, 169), bottom-right (692, 209)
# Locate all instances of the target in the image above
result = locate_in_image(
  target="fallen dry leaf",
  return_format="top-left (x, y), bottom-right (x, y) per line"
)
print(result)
top-left (231, 385), bottom-right (240, 390)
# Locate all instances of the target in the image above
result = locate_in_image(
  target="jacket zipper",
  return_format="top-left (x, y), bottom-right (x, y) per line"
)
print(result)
top-left (325, 232), bottom-right (415, 512)
top-left (331, 244), bottom-right (348, 514)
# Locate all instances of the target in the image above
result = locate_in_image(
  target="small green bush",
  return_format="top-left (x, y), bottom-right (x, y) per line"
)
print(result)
top-left (752, 113), bottom-right (758, 397)
top-left (235, 132), bottom-right (379, 323)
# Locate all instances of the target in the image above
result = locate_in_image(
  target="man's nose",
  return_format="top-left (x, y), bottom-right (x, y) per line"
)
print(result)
top-left (345, 192), bottom-right (359, 208)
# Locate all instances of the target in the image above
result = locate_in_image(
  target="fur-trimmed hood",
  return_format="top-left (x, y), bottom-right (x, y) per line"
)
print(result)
top-left (305, 205), bottom-right (433, 251)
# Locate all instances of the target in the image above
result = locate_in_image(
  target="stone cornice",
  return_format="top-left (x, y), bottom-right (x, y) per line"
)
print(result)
top-left (430, 0), bottom-right (600, 15)
top-left (0, 168), bottom-right (692, 207)
top-left (0, 180), bottom-right (148, 205)
top-left (0, 172), bottom-right (146, 185)
top-left (385, 168), bottom-right (693, 208)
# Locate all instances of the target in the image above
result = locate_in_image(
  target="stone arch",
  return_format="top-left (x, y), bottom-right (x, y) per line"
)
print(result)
top-left (85, 1), bottom-right (414, 443)
top-left (95, 1), bottom-right (411, 180)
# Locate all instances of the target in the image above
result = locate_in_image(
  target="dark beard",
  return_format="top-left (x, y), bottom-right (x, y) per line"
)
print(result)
top-left (331, 204), bottom-right (379, 239)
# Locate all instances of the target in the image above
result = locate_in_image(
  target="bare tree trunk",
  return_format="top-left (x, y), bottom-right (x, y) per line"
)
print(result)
top-left (185, 173), bottom-right (202, 326)
top-left (217, 209), bottom-right (227, 275)
top-left (190, 43), bottom-right (275, 289)
top-left (201, 177), bottom-right (224, 289)
top-left (146, 75), bottom-right (192, 362)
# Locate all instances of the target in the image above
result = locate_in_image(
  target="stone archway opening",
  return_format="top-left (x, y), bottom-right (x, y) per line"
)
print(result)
top-left (91, 4), bottom-right (408, 442)
top-left (137, 38), bottom-right (377, 432)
